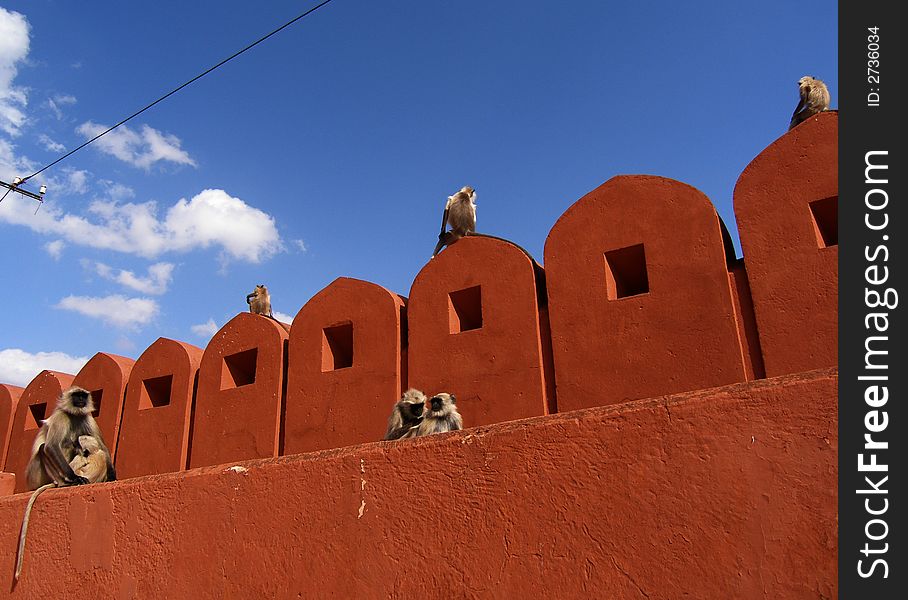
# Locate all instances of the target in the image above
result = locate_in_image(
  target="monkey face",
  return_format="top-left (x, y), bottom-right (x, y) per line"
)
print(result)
top-left (404, 401), bottom-right (424, 420)
top-left (427, 393), bottom-right (456, 416)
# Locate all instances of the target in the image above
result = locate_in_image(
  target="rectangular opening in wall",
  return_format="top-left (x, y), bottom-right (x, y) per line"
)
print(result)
top-left (604, 243), bottom-right (649, 300)
top-left (26, 403), bottom-right (46, 430)
top-left (322, 322), bottom-right (354, 371)
top-left (221, 348), bottom-right (258, 390)
top-left (139, 375), bottom-right (173, 409)
top-left (448, 285), bottom-right (483, 333)
top-left (810, 196), bottom-right (838, 248)
top-left (90, 389), bottom-right (103, 418)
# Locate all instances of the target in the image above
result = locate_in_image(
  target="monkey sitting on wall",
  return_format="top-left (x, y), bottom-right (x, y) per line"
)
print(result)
top-left (25, 386), bottom-right (115, 489)
top-left (432, 186), bottom-right (477, 258)
top-left (246, 284), bottom-right (274, 318)
top-left (402, 393), bottom-right (463, 438)
top-left (788, 75), bottom-right (830, 130)
top-left (384, 389), bottom-right (427, 440)
top-left (17, 387), bottom-right (116, 581)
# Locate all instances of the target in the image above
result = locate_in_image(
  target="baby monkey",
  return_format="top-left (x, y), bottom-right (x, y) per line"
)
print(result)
top-left (432, 186), bottom-right (477, 258)
top-left (402, 392), bottom-right (463, 438)
top-left (246, 284), bottom-right (274, 318)
top-left (70, 435), bottom-right (112, 483)
top-left (384, 389), bottom-right (427, 440)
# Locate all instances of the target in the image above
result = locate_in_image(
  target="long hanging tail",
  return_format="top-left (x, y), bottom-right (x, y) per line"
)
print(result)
top-left (14, 483), bottom-right (57, 582)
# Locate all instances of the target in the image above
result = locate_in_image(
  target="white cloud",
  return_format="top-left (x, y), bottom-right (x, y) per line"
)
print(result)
top-left (55, 294), bottom-right (159, 329)
top-left (46, 93), bottom-right (76, 119)
top-left (272, 311), bottom-right (294, 324)
top-left (292, 239), bottom-right (307, 253)
top-left (0, 348), bottom-right (90, 387)
top-left (191, 318), bottom-right (219, 338)
top-left (90, 260), bottom-right (174, 295)
top-left (38, 133), bottom-right (65, 152)
top-left (44, 239), bottom-right (65, 259)
top-left (0, 7), bottom-right (30, 137)
top-left (76, 121), bottom-right (197, 170)
top-left (1, 188), bottom-right (283, 263)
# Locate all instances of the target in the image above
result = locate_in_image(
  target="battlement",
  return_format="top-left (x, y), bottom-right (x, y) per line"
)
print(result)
top-left (0, 112), bottom-right (837, 597)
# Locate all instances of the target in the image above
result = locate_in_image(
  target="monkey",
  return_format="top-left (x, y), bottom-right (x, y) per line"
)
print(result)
top-left (384, 389), bottom-right (427, 440)
top-left (788, 76), bottom-right (830, 130)
top-left (432, 186), bottom-right (477, 258)
top-left (25, 386), bottom-right (116, 490)
top-left (246, 284), bottom-right (274, 318)
top-left (402, 393), bottom-right (463, 438)
top-left (16, 428), bottom-right (115, 581)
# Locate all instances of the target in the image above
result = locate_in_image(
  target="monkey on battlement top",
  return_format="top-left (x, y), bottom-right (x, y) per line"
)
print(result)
top-left (789, 75), bottom-right (830, 131)
top-left (432, 186), bottom-right (477, 258)
top-left (246, 284), bottom-right (274, 318)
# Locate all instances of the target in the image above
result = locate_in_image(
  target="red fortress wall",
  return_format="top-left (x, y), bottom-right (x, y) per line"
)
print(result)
top-left (0, 113), bottom-right (838, 598)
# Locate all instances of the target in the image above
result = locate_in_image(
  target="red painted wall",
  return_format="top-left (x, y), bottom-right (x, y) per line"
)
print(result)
top-left (0, 369), bottom-right (837, 598)
top-left (284, 277), bottom-right (407, 454)
top-left (409, 236), bottom-right (554, 426)
top-left (0, 114), bottom-right (837, 597)
top-left (191, 313), bottom-right (289, 468)
top-left (545, 175), bottom-right (747, 410)
top-left (115, 338), bottom-right (203, 479)
top-left (734, 111), bottom-right (838, 376)
top-left (0, 384), bottom-right (23, 469)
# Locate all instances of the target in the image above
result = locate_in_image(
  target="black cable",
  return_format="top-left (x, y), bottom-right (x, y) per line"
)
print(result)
top-left (21, 0), bottom-right (336, 183)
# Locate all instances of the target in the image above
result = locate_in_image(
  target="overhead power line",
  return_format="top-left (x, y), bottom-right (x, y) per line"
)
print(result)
top-left (20, 0), bottom-right (336, 184)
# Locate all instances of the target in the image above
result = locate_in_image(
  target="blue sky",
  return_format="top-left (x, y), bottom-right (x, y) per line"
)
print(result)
top-left (0, 1), bottom-right (837, 386)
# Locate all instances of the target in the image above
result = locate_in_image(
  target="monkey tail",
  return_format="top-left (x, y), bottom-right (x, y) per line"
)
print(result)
top-left (14, 483), bottom-right (57, 582)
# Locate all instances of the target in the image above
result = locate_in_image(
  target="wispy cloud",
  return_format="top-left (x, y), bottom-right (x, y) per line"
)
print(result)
top-left (272, 310), bottom-right (294, 324)
top-left (76, 121), bottom-right (197, 170)
top-left (0, 7), bottom-right (30, 137)
top-left (46, 93), bottom-right (76, 120)
top-left (89, 260), bottom-right (174, 295)
top-left (1, 188), bottom-right (283, 263)
top-left (292, 239), bottom-right (307, 253)
top-left (55, 294), bottom-right (159, 329)
top-left (191, 318), bottom-right (219, 339)
top-left (38, 133), bottom-right (65, 152)
top-left (44, 239), bottom-right (65, 259)
top-left (0, 348), bottom-right (90, 387)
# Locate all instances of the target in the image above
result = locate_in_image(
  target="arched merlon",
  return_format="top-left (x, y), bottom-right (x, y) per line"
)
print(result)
top-left (284, 277), bottom-right (406, 454)
top-left (0, 385), bottom-right (24, 471)
top-left (734, 111), bottom-right (838, 377)
top-left (115, 338), bottom-right (203, 479)
top-left (3, 371), bottom-right (75, 492)
top-left (72, 352), bottom-right (134, 461)
top-left (408, 236), bottom-right (554, 427)
top-left (0, 368), bottom-right (837, 598)
top-left (191, 313), bottom-right (289, 468)
top-left (545, 175), bottom-right (747, 410)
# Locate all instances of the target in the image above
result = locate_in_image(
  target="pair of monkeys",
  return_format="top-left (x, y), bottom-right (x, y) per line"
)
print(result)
top-left (17, 387), bottom-right (115, 581)
top-left (384, 389), bottom-right (463, 440)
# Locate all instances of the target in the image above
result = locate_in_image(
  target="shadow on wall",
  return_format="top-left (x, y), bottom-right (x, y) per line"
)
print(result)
top-left (0, 113), bottom-right (838, 492)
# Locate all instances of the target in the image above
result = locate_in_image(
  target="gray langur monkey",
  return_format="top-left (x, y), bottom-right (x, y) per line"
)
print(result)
top-left (25, 386), bottom-right (115, 489)
top-left (788, 76), bottom-right (830, 130)
top-left (246, 284), bottom-right (274, 318)
top-left (402, 393), bottom-right (463, 438)
top-left (17, 394), bottom-right (116, 582)
top-left (384, 389), bottom-right (427, 440)
top-left (432, 186), bottom-right (477, 258)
